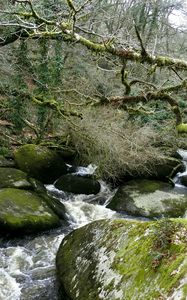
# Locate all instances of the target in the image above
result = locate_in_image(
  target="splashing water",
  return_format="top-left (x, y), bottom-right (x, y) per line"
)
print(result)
top-left (0, 164), bottom-right (119, 299)
top-left (173, 149), bottom-right (187, 189)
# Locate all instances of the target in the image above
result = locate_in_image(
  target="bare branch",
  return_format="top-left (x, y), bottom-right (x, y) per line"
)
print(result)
top-left (108, 92), bottom-right (182, 125)
top-left (129, 79), bottom-right (157, 90)
top-left (134, 22), bottom-right (148, 58)
top-left (121, 61), bottom-right (131, 95)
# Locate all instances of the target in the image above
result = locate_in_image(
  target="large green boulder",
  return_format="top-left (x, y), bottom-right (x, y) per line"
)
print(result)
top-left (107, 179), bottom-right (187, 218)
top-left (56, 218), bottom-right (187, 300)
top-left (0, 167), bottom-right (31, 189)
top-left (14, 144), bottom-right (68, 183)
top-left (0, 188), bottom-right (60, 234)
top-left (55, 174), bottom-right (101, 195)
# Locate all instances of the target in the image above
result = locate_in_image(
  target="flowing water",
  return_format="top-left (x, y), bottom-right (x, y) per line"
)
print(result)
top-left (174, 149), bottom-right (187, 189)
top-left (0, 165), bottom-right (122, 300)
top-left (1, 154), bottom-right (187, 300)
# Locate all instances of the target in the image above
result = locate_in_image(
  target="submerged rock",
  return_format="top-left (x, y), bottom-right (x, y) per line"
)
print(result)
top-left (107, 179), bottom-right (187, 218)
top-left (180, 175), bottom-right (187, 187)
top-left (54, 174), bottom-right (101, 195)
top-left (14, 144), bottom-right (68, 183)
top-left (56, 218), bottom-right (187, 300)
top-left (0, 155), bottom-right (15, 168)
top-left (0, 167), bottom-right (31, 189)
top-left (0, 188), bottom-right (60, 234)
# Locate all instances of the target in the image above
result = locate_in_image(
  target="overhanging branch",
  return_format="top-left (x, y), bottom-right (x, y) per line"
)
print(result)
top-left (1, 12), bottom-right (187, 71)
top-left (105, 92), bottom-right (183, 126)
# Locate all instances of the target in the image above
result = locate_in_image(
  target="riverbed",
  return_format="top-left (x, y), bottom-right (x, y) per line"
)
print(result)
top-left (0, 153), bottom-right (187, 300)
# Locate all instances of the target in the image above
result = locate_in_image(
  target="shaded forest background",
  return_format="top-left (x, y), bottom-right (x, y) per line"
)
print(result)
top-left (0, 0), bottom-right (187, 180)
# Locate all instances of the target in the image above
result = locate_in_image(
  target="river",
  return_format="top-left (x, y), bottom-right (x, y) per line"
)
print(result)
top-left (0, 154), bottom-right (187, 300)
top-left (0, 165), bottom-right (123, 300)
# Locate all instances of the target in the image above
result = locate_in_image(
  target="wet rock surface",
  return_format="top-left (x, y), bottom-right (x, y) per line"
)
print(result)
top-left (107, 179), bottom-right (187, 218)
top-left (55, 174), bottom-right (101, 195)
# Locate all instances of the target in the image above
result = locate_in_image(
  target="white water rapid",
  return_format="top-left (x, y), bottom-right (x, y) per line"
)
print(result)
top-left (0, 165), bottom-right (120, 300)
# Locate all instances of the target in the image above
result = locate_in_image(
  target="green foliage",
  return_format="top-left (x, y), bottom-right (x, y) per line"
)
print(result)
top-left (0, 145), bottom-right (10, 157)
top-left (8, 97), bottom-right (25, 132)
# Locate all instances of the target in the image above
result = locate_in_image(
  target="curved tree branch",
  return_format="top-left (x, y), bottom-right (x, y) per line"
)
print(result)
top-left (0, 5), bottom-right (187, 71)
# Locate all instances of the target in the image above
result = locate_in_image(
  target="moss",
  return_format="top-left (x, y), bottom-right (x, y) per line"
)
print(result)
top-left (56, 219), bottom-right (187, 300)
top-left (182, 284), bottom-right (187, 299)
top-left (14, 144), bottom-right (67, 183)
top-left (177, 123), bottom-right (187, 134)
top-left (78, 36), bottom-right (107, 52)
top-left (0, 167), bottom-right (31, 189)
top-left (0, 188), bottom-right (60, 234)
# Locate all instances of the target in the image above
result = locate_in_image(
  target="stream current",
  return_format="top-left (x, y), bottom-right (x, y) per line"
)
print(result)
top-left (0, 154), bottom-right (187, 300)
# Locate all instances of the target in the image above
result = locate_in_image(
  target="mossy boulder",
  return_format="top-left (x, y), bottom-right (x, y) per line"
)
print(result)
top-left (14, 144), bottom-right (68, 183)
top-left (0, 167), bottom-right (32, 189)
top-left (0, 188), bottom-right (60, 234)
top-left (107, 179), bottom-right (187, 218)
top-left (56, 218), bottom-right (187, 300)
top-left (28, 178), bottom-right (67, 220)
top-left (54, 174), bottom-right (101, 195)
top-left (0, 155), bottom-right (15, 167)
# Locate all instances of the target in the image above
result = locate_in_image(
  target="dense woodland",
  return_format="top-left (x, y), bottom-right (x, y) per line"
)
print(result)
top-left (0, 2), bottom-right (187, 299)
top-left (0, 0), bottom-right (187, 180)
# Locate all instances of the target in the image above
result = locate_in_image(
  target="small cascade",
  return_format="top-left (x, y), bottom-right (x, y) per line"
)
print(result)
top-left (0, 164), bottom-right (119, 300)
top-left (47, 180), bottom-right (117, 228)
top-left (173, 149), bottom-right (187, 188)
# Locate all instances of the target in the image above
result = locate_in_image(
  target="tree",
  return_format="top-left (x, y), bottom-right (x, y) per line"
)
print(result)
top-left (0, 0), bottom-right (187, 134)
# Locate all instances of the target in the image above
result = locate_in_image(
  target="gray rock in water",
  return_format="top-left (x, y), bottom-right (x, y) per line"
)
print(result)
top-left (56, 218), bottom-right (187, 300)
top-left (107, 179), bottom-right (187, 218)
top-left (180, 175), bottom-right (187, 187)
top-left (55, 174), bottom-right (101, 195)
